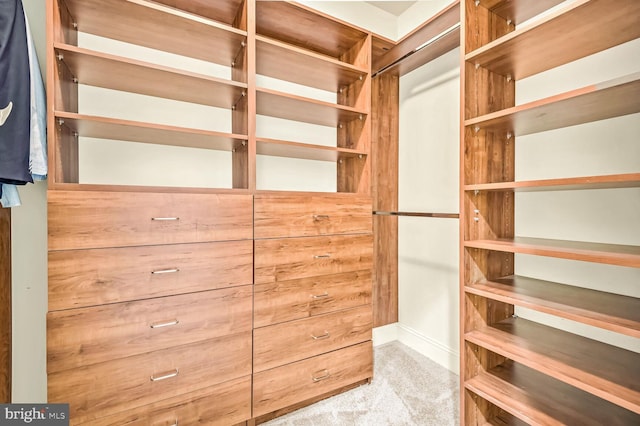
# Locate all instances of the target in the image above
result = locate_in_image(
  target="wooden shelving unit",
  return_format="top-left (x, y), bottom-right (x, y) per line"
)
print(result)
top-left (461, 0), bottom-right (640, 424)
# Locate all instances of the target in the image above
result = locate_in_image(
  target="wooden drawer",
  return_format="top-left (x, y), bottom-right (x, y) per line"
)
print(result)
top-left (48, 191), bottom-right (253, 250)
top-left (48, 240), bottom-right (252, 311)
top-left (254, 194), bottom-right (372, 238)
top-left (254, 234), bottom-right (373, 284)
top-left (48, 286), bottom-right (252, 373)
top-left (254, 305), bottom-right (372, 372)
top-left (254, 270), bottom-right (372, 328)
top-left (81, 376), bottom-right (251, 426)
top-left (49, 332), bottom-right (252, 424)
top-left (253, 341), bottom-right (373, 417)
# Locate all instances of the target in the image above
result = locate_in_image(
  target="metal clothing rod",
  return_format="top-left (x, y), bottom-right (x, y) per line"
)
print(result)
top-left (372, 22), bottom-right (461, 78)
top-left (373, 211), bottom-right (459, 219)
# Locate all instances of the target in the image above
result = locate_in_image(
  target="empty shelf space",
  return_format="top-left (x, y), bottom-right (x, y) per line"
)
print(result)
top-left (256, 88), bottom-right (367, 127)
top-left (465, 317), bottom-right (640, 414)
top-left (256, 1), bottom-right (369, 61)
top-left (63, 0), bottom-right (247, 65)
top-left (464, 173), bottom-right (640, 192)
top-left (256, 36), bottom-right (367, 93)
top-left (467, 360), bottom-right (640, 425)
top-left (477, 0), bottom-right (565, 26)
top-left (256, 138), bottom-right (366, 162)
top-left (465, 73), bottom-right (640, 136)
top-left (55, 112), bottom-right (247, 151)
top-left (54, 44), bottom-right (247, 109)
top-left (466, 0), bottom-right (640, 79)
top-left (464, 237), bottom-right (640, 268)
top-left (151, 0), bottom-right (244, 27)
top-left (466, 275), bottom-right (640, 338)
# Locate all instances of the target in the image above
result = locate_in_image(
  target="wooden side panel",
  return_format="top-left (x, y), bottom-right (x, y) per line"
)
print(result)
top-left (371, 73), bottom-right (399, 327)
top-left (232, 6), bottom-right (249, 189)
top-left (0, 209), bottom-right (10, 402)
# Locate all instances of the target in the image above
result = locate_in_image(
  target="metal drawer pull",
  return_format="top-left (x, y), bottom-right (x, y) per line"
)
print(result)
top-left (311, 331), bottom-right (330, 340)
top-left (150, 368), bottom-right (179, 382)
top-left (151, 217), bottom-right (180, 221)
top-left (313, 214), bottom-right (330, 221)
top-left (314, 254), bottom-right (331, 259)
top-left (150, 319), bottom-right (179, 329)
top-left (311, 292), bottom-right (329, 299)
top-left (312, 369), bottom-right (331, 382)
top-left (170, 421), bottom-right (178, 426)
top-left (151, 268), bottom-right (180, 275)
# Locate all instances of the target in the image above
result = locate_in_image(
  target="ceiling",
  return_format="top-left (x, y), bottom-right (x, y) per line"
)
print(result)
top-left (366, 1), bottom-right (417, 16)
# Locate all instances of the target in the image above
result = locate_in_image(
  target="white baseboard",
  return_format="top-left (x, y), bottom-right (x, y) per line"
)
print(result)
top-left (397, 324), bottom-right (460, 375)
top-left (372, 323), bottom-right (399, 346)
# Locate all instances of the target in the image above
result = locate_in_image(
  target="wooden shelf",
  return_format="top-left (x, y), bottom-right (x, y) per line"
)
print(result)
top-left (373, 1), bottom-right (459, 76)
top-left (152, 0), bottom-right (245, 27)
top-left (464, 237), bottom-right (640, 268)
top-left (464, 173), bottom-right (640, 192)
top-left (477, 0), bottom-right (565, 26)
top-left (256, 138), bottom-right (366, 162)
top-left (49, 182), bottom-right (246, 194)
top-left (467, 360), bottom-right (640, 425)
top-left (55, 44), bottom-right (247, 109)
top-left (466, 0), bottom-right (640, 80)
top-left (465, 72), bottom-right (640, 135)
top-left (65, 0), bottom-right (247, 65)
top-left (256, 88), bottom-right (367, 127)
top-left (465, 317), bottom-right (640, 414)
top-left (256, 1), bottom-right (369, 61)
top-left (256, 36), bottom-right (366, 93)
top-left (55, 111), bottom-right (247, 151)
top-left (466, 275), bottom-right (640, 338)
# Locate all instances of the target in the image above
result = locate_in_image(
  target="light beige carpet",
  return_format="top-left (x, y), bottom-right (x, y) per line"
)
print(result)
top-left (263, 341), bottom-right (460, 425)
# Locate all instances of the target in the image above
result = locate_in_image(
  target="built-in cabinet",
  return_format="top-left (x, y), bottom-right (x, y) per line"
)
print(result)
top-left (461, 0), bottom-right (640, 424)
top-left (46, 0), bottom-right (374, 424)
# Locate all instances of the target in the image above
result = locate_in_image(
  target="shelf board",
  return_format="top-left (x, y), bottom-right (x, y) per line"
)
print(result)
top-left (464, 237), bottom-right (640, 268)
top-left (49, 182), bottom-right (246, 194)
top-left (256, 88), bottom-right (367, 127)
top-left (256, 36), bottom-right (367, 93)
top-left (466, 317), bottom-right (640, 414)
top-left (256, 1), bottom-right (369, 61)
top-left (467, 360), bottom-right (640, 425)
top-left (371, 35), bottom-right (396, 67)
top-left (256, 138), bottom-right (366, 162)
top-left (466, 0), bottom-right (640, 80)
top-left (55, 44), bottom-right (247, 109)
top-left (151, 0), bottom-right (244, 27)
top-left (373, 1), bottom-right (459, 76)
top-left (478, 0), bottom-right (566, 26)
top-left (55, 111), bottom-right (247, 151)
top-left (464, 73), bottom-right (640, 136)
top-left (464, 173), bottom-right (640, 192)
top-left (467, 275), bottom-right (640, 338)
top-left (64, 0), bottom-right (247, 66)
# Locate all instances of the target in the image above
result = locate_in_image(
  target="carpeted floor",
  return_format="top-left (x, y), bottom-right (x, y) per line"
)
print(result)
top-left (263, 341), bottom-right (460, 426)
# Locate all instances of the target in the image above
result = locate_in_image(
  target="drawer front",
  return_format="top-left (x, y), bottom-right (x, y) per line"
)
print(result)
top-left (48, 191), bottom-right (253, 250)
top-left (82, 376), bottom-right (251, 426)
top-left (253, 341), bottom-right (373, 417)
top-left (254, 234), bottom-right (373, 284)
top-left (48, 286), bottom-right (252, 373)
top-left (254, 194), bottom-right (372, 238)
top-left (49, 332), bottom-right (252, 424)
top-left (254, 305), bottom-right (372, 372)
top-left (48, 240), bottom-right (253, 311)
top-left (254, 270), bottom-right (372, 328)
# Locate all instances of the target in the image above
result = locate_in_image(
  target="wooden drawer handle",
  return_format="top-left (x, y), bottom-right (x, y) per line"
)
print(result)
top-left (151, 268), bottom-right (180, 275)
top-left (313, 254), bottom-right (331, 259)
top-left (312, 369), bottom-right (331, 382)
top-left (150, 368), bottom-right (179, 382)
top-left (311, 331), bottom-right (330, 340)
top-left (311, 292), bottom-right (329, 300)
top-left (150, 319), bottom-right (179, 329)
top-left (313, 214), bottom-right (330, 221)
top-left (151, 217), bottom-right (180, 221)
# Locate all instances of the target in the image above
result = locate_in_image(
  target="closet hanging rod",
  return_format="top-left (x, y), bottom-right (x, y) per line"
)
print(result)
top-left (372, 22), bottom-right (461, 78)
top-left (373, 211), bottom-right (459, 219)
